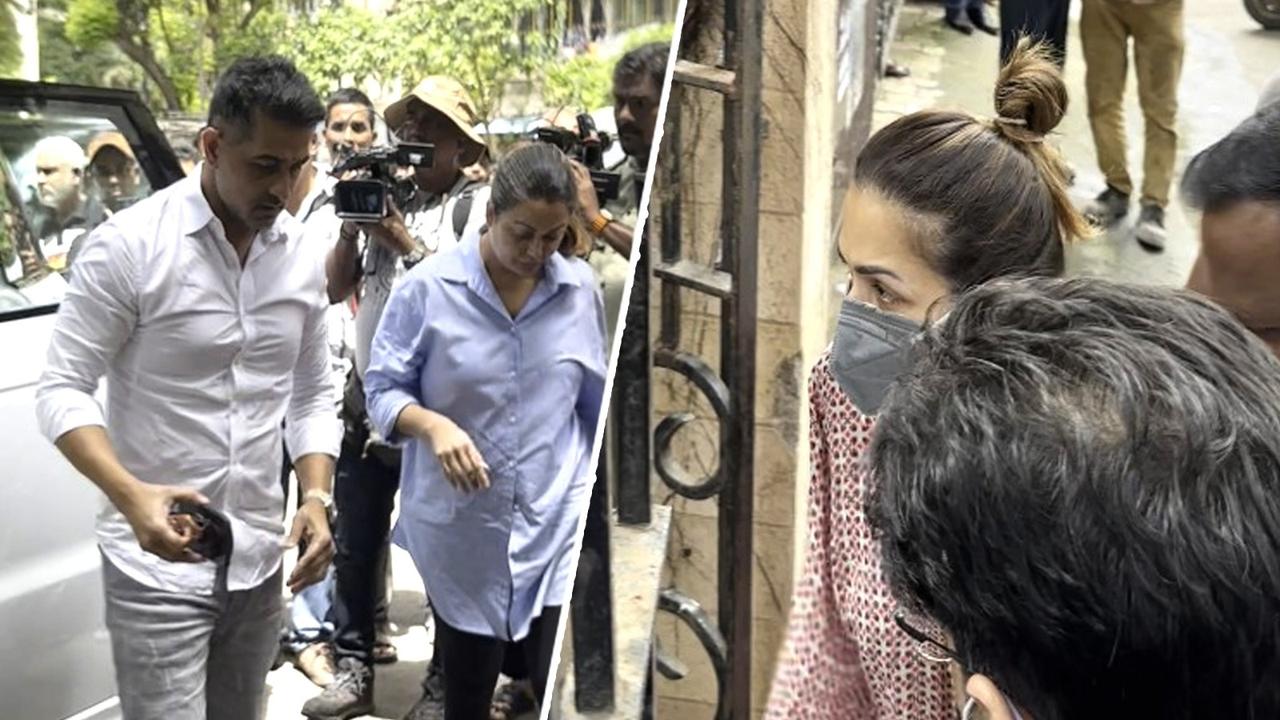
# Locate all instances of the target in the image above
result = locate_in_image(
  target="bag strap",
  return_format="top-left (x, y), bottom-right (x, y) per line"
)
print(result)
top-left (452, 184), bottom-right (481, 239)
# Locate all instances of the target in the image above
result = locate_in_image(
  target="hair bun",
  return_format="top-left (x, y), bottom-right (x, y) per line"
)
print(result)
top-left (993, 38), bottom-right (1068, 142)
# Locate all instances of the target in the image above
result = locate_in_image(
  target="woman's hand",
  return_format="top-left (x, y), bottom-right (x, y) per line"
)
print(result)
top-left (423, 416), bottom-right (491, 492)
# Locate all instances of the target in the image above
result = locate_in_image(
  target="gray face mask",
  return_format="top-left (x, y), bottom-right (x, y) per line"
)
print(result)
top-left (831, 298), bottom-right (920, 415)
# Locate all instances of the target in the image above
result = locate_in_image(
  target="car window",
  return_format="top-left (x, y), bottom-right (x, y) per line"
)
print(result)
top-left (0, 102), bottom-right (155, 307)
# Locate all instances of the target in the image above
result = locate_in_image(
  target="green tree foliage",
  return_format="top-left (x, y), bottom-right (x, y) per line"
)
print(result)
top-left (543, 22), bottom-right (673, 112)
top-left (40, 0), bottom-right (148, 93)
top-left (63, 0), bottom-right (118, 47)
top-left (291, 4), bottom-right (391, 98)
top-left (50, 0), bottom-right (670, 125)
top-left (1, 1), bottom-right (25, 75)
top-left (391, 0), bottom-right (556, 126)
top-left (543, 52), bottom-right (612, 112)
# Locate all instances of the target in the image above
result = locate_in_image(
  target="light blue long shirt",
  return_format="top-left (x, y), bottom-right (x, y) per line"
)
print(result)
top-left (364, 237), bottom-right (606, 641)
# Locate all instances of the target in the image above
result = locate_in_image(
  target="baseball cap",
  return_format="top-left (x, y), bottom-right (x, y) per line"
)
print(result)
top-left (85, 131), bottom-right (135, 162)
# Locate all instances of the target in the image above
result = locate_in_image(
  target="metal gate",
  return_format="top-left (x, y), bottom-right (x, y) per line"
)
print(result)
top-left (586, 0), bottom-right (766, 715)
top-left (568, 0), bottom-right (884, 715)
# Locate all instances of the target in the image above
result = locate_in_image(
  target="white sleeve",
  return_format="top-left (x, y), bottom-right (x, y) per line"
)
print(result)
top-left (34, 225), bottom-right (138, 443)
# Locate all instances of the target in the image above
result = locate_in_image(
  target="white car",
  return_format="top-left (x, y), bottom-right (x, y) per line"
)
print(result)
top-left (0, 79), bottom-right (185, 720)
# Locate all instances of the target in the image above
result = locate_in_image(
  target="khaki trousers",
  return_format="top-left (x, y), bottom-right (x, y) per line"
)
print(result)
top-left (1080, 0), bottom-right (1185, 207)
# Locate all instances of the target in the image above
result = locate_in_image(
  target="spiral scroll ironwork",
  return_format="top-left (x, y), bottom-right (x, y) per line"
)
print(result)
top-left (652, 347), bottom-right (732, 501)
top-left (659, 588), bottom-right (730, 720)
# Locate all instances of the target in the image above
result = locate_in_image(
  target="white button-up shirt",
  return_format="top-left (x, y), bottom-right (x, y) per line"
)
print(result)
top-left (35, 172), bottom-right (341, 594)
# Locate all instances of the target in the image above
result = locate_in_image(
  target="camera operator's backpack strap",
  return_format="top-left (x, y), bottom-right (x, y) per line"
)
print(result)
top-left (452, 183), bottom-right (481, 240)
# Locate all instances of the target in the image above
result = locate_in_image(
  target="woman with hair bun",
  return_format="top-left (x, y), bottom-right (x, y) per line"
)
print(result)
top-left (364, 142), bottom-right (605, 720)
top-left (765, 39), bottom-right (1088, 720)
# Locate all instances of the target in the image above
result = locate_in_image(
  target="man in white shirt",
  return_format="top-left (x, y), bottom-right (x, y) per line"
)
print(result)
top-left (34, 56), bottom-right (340, 720)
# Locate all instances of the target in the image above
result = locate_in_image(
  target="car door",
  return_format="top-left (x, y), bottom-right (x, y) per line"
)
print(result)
top-left (0, 80), bottom-right (184, 720)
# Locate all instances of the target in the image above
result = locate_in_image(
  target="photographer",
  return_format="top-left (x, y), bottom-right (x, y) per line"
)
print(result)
top-left (279, 87), bottom-right (381, 692)
top-left (573, 42), bottom-right (668, 340)
top-left (303, 77), bottom-right (490, 720)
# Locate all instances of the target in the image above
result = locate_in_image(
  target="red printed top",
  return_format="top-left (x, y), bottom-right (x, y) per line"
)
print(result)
top-left (764, 351), bottom-right (954, 720)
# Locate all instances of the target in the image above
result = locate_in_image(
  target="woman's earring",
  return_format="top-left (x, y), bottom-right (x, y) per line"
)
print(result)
top-left (962, 697), bottom-right (978, 720)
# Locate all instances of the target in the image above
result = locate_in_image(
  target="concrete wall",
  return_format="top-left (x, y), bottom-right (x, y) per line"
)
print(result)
top-left (647, 0), bottom-right (838, 715)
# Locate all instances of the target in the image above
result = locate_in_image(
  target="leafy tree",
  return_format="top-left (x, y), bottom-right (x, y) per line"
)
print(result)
top-left (63, 0), bottom-right (283, 112)
top-left (391, 0), bottom-right (557, 127)
top-left (66, 0), bottom-right (186, 109)
top-left (291, 4), bottom-right (392, 98)
top-left (543, 52), bottom-right (612, 112)
top-left (542, 22), bottom-right (674, 112)
top-left (40, 0), bottom-right (148, 93)
top-left (1, 0), bottom-right (22, 76)
top-left (622, 22), bottom-right (675, 51)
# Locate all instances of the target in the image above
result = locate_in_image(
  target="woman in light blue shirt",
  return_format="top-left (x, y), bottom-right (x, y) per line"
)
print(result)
top-left (365, 143), bottom-right (606, 720)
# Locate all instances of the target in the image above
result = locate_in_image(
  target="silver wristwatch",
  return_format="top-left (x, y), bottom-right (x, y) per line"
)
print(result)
top-left (302, 489), bottom-right (335, 514)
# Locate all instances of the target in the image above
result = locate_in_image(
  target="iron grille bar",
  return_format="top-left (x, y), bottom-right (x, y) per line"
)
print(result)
top-left (616, 231), bottom-right (654, 526)
top-left (672, 59), bottom-right (738, 96)
top-left (654, 259), bottom-right (734, 298)
top-left (718, 0), bottom-right (763, 716)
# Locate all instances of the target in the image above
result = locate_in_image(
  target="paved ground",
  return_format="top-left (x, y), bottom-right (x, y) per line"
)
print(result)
top-left (857, 0), bottom-right (1279, 290)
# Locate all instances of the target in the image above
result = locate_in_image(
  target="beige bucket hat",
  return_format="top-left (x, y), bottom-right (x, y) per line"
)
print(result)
top-left (384, 76), bottom-right (486, 149)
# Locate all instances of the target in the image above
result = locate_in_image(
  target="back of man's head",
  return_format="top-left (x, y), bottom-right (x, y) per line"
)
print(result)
top-left (1182, 104), bottom-right (1280, 214)
top-left (614, 42), bottom-right (669, 90)
top-left (207, 56), bottom-right (324, 140)
top-left (869, 276), bottom-right (1280, 720)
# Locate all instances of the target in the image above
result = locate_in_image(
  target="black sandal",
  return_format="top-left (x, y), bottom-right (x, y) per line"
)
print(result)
top-left (489, 679), bottom-right (537, 720)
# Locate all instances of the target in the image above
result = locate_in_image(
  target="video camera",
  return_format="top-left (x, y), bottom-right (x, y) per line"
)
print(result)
top-left (331, 142), bottom-right (435, 222)
top-left (531, 113), bottom-right (621, 203)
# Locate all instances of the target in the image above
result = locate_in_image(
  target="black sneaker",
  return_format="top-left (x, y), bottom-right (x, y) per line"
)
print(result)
top-left (1084, 186), bottom-right (1130, 228)
top-left (402, 663), bottom-right (447, 720)
top-left (1134, 203), bottom-right (1167, 252)
top-left (302, 657), bottom-right (375, 720)
top-left (884, 61), bottom-right (911, 79)
top-left (944, 8), bottom-right (973, 34)
top-left (966, 5), bottom-right (998, 34)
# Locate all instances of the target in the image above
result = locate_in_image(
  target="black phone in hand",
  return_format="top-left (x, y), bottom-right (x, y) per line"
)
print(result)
top-left (168, 500), bottom-right (233, 560)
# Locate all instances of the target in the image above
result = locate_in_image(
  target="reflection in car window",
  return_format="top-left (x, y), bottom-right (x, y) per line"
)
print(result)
top-left (0, 107), bottom-right (152, 307)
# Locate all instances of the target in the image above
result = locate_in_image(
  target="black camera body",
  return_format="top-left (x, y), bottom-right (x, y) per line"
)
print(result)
top-left (331, 142), bottom-right (435, 222)
top-left (532, 113), bottom-right (621, 203)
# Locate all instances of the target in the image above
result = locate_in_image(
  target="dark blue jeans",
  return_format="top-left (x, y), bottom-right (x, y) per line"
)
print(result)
top-left (330, 432), bottom-right (402, 666)
top-left (1000, 0), bottom-right (1071, 66)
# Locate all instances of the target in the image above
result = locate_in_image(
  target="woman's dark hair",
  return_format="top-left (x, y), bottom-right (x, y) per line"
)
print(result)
top-left (208, 56), bottom-right (325, 139)
top-left (490, 143), bottom-right (590, 257)
top-left (325, 87), bottom-right (376, 129)
top-left (1181, 106), bottom-right (1280, 213)
top-left (869, 276), bottom-right (1280, 720)
top-left (853, 39), bottom-right (1087, 291)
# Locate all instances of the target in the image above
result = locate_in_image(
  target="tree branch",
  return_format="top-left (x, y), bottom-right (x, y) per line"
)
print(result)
top-left (115, 30), bottom-right (183, 110)
top-left (238, 0), bottom-right (267, 32)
